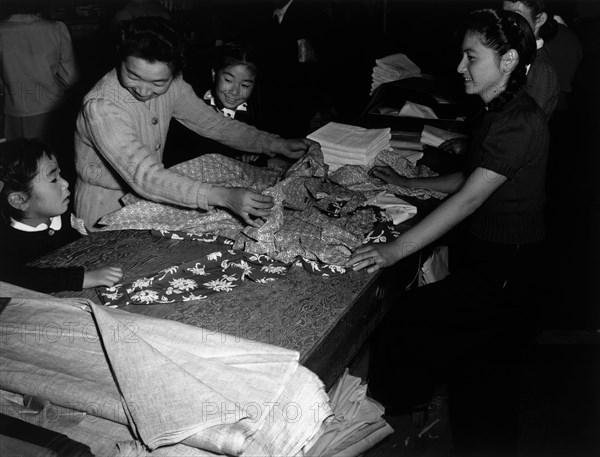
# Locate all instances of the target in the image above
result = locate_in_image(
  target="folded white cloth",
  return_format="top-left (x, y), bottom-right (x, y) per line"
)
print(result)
top-left (420, 124), bottom-right (468, 148)
top-left (370, 52), bottom-right (421, 95)
top-left (397, 101), bottom-right (438, 119)
top-left (375, 53), bottom-right (421, 78)
top-left (305, 369), bottom-right (394, 457)
top-left (364, 191), bottom-right (417, 224)
top-left (308, 122), bottom-right (391, 170)
top-left (308, 122), bottom-right (391, 155)
top-left (389, 147), bottom-right (424, 164)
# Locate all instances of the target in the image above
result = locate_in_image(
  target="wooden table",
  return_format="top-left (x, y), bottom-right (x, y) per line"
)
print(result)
top-left (29, 228), bottom-right (422, 390)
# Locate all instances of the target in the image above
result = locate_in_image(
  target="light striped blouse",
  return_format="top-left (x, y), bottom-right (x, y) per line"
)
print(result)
top-left (74, 69), bottom-right (279, 227)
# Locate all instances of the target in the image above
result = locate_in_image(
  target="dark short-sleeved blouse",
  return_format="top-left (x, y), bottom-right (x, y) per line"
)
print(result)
top-left (466, 89), bottom-right (549, 245)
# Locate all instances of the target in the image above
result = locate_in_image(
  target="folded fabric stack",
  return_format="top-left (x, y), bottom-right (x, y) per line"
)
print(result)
top-left (370, 52), bottom-right (421, 95)
top-left (390, 130), bottom-right (423, 151)
top-left (306, 369), bottom-right (394, 457)
top-left (420, 124), bottom-right (468, 148)
top-left (307, 122), bottom-right (391, 172)
top-left (0, 291), bottom-right (332, 457)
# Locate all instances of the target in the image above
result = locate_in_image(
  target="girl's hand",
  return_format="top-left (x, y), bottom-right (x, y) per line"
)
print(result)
top-left (219, 187), bottom-right (274, 227)
top-left (270, 138), bottom-right (315, 160)
top-left (345, 243), bottom-right (400, 273)
top-left (369, 166), bottom-right (411, 187)
top-left (439, 137), bottom-right (468, 155)
top-left (83, 266), bottom-right (123, 288)
top-left (239, 153), bottom-right (260, 164)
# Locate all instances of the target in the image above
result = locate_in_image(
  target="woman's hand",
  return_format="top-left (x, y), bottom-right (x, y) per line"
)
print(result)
top-left (369, 166), bottom-right (411, 187)
top-left (345, 242), bottom-right (400, 273)
top-left (83, 266), bottom-right (123, 288)
top-left (214, 187), bottom-right (275, 227)
top-left (270, 138), bottom-right (315, 160)
top-left (439, 137), bottom-right (468, 155)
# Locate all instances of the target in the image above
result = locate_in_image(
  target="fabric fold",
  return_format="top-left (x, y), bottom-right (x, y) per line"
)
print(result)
top-left (0, 293), bottom-right (331, 456)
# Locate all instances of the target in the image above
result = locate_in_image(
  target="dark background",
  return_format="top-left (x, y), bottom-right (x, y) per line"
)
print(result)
top-left (1, 0), bottom-right (598, 330)
top-left (1, 2), bottom-right (599, 454)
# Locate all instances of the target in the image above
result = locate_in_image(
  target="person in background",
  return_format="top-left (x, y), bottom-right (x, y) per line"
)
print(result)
top-left (503, 0), bottom-right (560, 119)
top-left (538, 5), bottom-right (583, 208)
top-left (164, 42), bottom-right (265, 167)
top-left (111, 0), bottom-right (171, 27)
top-left (543, 12), bottom-right (583, 112)
top-left (351, 9), bottom-right (548, 455)
top-left (0, 138), bottom-right (122, 293)
top-left (0, 1), bottom-right (79, 149)
top-left (224, 0), bottom-right (332, 138)
top-left (74, 17), bottom-right (311, 230)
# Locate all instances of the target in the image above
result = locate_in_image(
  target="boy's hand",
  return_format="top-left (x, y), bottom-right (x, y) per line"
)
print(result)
top-left (83, 266), bottom-right (123, 289)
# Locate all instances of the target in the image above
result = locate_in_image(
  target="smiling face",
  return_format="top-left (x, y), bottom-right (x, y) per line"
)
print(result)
top-left (18, 153), bottom-right (70, 227)
top-left (213, 63), bottom-right (256, 110)
top-left (118, 56), bottom-right (174, 102)
top-left (457, 32), bottom-right (510, 103)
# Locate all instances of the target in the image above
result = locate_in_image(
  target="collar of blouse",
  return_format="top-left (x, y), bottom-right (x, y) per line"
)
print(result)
top-left (203, 90), bottom-right (248, 119)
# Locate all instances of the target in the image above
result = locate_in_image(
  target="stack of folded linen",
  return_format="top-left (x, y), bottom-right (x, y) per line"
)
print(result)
top-left (370, 52), bottom-right (421, 95)
top-left (308, 122), bottom-right (391, 172)
top-left (420, 124), bottom-right (468, 148)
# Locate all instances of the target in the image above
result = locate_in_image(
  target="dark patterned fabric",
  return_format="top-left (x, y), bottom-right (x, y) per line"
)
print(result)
top-left (97, 229), bottom-right (351, 307)
top-left (94, 144), bottom-right (438, 307)
top-left (96, 210), bottom-right (402, 308)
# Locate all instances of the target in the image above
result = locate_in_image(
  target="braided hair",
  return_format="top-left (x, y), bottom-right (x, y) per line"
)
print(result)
top-left (464, 9), bottom-right (537, 111)
top-left (0, 139), bottom-right (53, 226)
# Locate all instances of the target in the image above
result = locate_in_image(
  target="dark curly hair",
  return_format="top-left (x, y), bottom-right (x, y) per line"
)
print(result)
top-left (464, 9), bottom-right (537, 111)
top-left (0, 138), bottom-right (54, 225)
top-left (116, 16), bottom-right (185, 76)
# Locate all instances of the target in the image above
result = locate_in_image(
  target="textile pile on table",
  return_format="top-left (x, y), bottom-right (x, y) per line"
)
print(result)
top-left (0, 291), bottom-right (331, 456)
top-left (96, 144), bottom-right (445, 264)
top-left (307, 122), bottom-right (391, 172)
top-left (370, 52), bottom-right (422, 95)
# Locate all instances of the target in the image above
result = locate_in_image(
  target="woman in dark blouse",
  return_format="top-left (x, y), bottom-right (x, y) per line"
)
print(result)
top-left (348, 9), bottom-right (549, 456)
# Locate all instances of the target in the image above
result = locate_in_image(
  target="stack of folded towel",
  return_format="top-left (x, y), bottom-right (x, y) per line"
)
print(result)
top-left (308, 122), bottom-right (391, 172)
top-left (370, 52), bottom-right (421, 95)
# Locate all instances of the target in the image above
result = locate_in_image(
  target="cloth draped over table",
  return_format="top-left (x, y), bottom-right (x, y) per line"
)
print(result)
top-left (93, 145), bottom-right (442, 308)
top-left (97, 144), bottom-right (444, 264)
top-left (96, 231), bottom-right (348, 307)
top-left (0, 293), bottom-right (331, 456)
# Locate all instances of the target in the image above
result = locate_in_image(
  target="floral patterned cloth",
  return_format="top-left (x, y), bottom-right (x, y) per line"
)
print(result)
top-left (97, 230), bottom-right (348, 307)
top-left (95, 145), bottom-right (441, 307)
